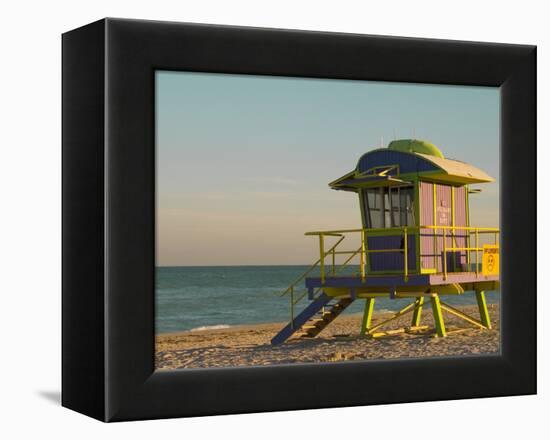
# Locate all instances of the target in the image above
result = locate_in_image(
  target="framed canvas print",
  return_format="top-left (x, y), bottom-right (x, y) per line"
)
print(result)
top-left (62, 18), bottom-right (536, 421)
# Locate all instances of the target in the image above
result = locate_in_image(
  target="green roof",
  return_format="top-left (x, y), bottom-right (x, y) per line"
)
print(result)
top-left (388, 139), bottom-right (444, 158)
top-left (329, 139), bottom-right (494, 192)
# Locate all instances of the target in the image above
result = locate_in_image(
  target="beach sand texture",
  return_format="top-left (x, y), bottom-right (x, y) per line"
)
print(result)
top-left (156, 303), bottom-right (500, 370)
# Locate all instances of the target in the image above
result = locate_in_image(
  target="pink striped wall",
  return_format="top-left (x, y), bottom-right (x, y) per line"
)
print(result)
top-left (420, 182), bottom-right (468, 272)
top-left (454, 186), bottom-right (468, 268)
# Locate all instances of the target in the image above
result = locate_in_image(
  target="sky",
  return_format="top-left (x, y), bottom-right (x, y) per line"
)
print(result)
top-left (156, 71), bottom-right (499, 266)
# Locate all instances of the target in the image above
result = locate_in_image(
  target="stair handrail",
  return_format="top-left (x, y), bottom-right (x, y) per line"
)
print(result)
top-left (291, 244), bottom-right (363, 305)
top-left (288, 241), bottom-right (363, 328)
top-left (280, 234), bottom-right (345, 297)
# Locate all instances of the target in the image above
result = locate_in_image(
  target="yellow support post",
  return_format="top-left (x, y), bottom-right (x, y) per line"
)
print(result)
top-left (451, 186), bottom-right (456, 271)
top-left (360, 230), bottom-right (366, 281)
top-left (433, 183), bottom-right (437, 272)
top-left (439, 301), bottom-right (486, 329)
top-left (414, 181), bottom-right (421, 274)
top-left (475, 290), bottom-right (492, 329)
top-left (360, 297), bottom-right (376, 336)
top-left (367, 302), bottom-right (416, 334)
top-left (403, 227), bottom-right (408, 282)
top-left (475, 228), bottom-right (479, 276)
top-left (364, 229), bottom-right (370, 274)
top-left (411, 296), bottom-right (424, 326)
top-left (443, 228), bottom-right (447, 280)
top-left (430, 294), bottom-right (447, 337)
top-left (465, 185), bottom-right (471, 267)
top-left (319, 234), bottom-right (325, 285)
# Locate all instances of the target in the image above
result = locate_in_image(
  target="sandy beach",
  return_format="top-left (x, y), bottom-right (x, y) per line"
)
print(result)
top-left (156, 303), bottom-right (500, 370)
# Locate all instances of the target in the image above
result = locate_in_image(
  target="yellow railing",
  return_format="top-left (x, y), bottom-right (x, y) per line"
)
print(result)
top-left (280, 225), bottom-right (499, 325)
top-left (422, 225), bottom-right (500, 279)
top-left (281, 235), bottom-right (363, 326)
top-left (303, 225), bottom-right (499, 284)
top-left (305, 226), bottom-right (413, 284)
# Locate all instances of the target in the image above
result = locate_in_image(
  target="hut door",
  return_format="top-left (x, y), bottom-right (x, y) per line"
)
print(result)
top-left (452, 186), bottom-right (468, 271)
top-left (420, 182), bottom-right (453, 273)
top-left (419, 182), bottom-right (436, 272)
top-left (435, 185), bottom-right (452, 273)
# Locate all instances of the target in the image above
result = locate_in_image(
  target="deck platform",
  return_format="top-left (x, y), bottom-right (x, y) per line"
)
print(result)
top-left (305, 272), bottom-right (499, 290)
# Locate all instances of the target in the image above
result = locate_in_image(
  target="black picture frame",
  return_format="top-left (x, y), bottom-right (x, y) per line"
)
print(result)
top-left (62, 18), bottom-right (536, 422)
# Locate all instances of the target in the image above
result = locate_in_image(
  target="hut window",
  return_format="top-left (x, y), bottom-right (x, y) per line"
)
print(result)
top-left (365, 188), bottom-right (384, 228)
top-left (396, 187), bottom-right (415, 227)
top-left (364, 186), bottom-right (415, 228)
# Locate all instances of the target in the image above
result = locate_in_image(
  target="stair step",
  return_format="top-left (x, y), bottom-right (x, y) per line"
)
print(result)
top-left (272, 293), bottom-right (356, 346)
top-left (296, 300), bottom-right (353, 337)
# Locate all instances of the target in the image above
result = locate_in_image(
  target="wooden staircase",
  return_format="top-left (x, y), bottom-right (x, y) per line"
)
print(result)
top-left (271, 294), bottom-right (355, 345)
top-left (296, 298), bottom-right (354, 338)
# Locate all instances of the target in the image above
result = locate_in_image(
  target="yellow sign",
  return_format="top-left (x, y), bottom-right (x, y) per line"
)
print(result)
top-left (482, 245), bottom-right (499, 276)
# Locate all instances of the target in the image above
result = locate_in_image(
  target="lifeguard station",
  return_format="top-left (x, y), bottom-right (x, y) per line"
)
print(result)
top-left (272, 139), bottom-right (499, 345)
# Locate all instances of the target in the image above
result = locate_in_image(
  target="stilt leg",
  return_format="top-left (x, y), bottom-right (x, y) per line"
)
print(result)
top-left (475, 290), bottom-right (492, 329)
top-left (430, 294), bottom-right (446, 337)
top-left (411, 296), bottom-right (424, 326)
top-left (360, 297), bottom-right (375, 336)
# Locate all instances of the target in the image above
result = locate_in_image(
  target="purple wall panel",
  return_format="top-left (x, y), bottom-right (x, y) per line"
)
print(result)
top-left (367, 234), bottom-right (416, 272)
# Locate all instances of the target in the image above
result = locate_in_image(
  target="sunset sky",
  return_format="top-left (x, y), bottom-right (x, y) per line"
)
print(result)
top-left (156, 71), bottom-right (499, 266)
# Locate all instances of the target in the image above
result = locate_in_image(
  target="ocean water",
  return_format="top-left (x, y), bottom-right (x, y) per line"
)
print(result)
top-left (156, 266), bottom-right (500, 334)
